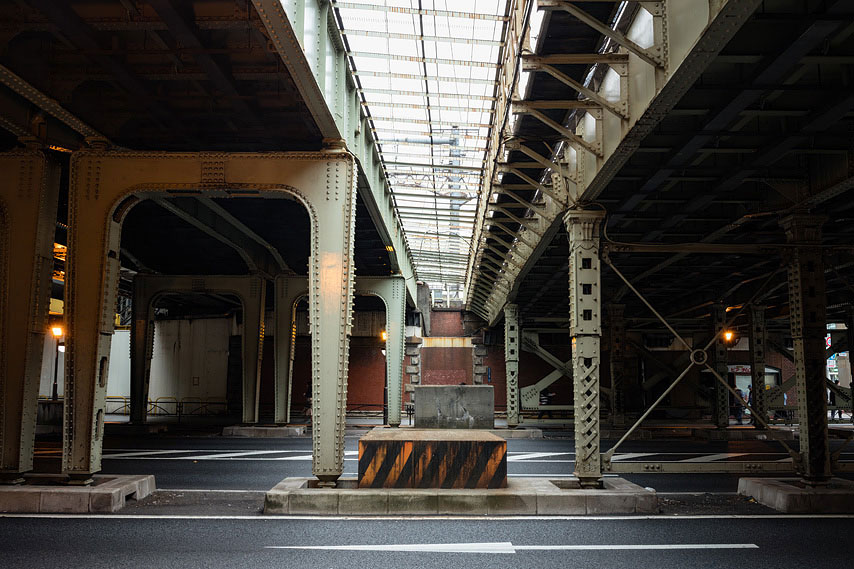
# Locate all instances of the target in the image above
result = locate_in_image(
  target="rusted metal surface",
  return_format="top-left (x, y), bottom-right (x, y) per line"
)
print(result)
top-left (358, 429), bottom-right (507, 489)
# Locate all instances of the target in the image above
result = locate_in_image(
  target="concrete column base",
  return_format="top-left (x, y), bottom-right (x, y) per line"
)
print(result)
top-left (0, 474), bottom-right (155, 513)
top-left (489, 428), bottom-right (543, 439)
top-left (223, 425), bottom-right (306, 437)
top-left (739, 477), bottom-right (854, 513)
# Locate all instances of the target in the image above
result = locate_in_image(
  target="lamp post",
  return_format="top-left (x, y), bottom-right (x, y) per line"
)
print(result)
top-left (51, 325), bottom-right (64, 401)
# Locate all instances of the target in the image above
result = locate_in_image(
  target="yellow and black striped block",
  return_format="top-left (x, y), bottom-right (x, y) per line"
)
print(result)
top-left (358, 430), bottom-right (506, 489)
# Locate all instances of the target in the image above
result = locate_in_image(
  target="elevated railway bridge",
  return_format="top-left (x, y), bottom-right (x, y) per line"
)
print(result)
top-left (0, 0), bottom-right (852, 496)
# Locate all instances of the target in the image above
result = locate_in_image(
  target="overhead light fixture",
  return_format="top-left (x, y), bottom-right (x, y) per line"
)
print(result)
top-left (51, 326), bottom-right (63, 337)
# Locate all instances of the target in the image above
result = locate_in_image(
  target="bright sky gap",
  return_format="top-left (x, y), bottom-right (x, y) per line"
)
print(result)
top-left (332, 0), bottom-right (513, 303)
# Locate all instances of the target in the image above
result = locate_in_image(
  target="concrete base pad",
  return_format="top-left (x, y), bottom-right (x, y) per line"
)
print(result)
top-left (490, 428), bottom-right (542, 439)
top-left (223, 425), bottom-right (305, 437)
top-left (739, 477), bottom-right (854, 513)
top-left (265, 476), bottom-right (656, 515)
top-left (0, 474), bottom-right (155, 513)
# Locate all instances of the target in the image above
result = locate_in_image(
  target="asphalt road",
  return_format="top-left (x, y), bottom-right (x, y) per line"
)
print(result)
top-left (31, 434), bottom-right (854, 492)
top-left (0, 516), bottom-right (850, 569)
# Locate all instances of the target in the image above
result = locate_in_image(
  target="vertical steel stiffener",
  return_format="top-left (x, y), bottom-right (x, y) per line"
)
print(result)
top-left (0, 151), bottom-right (60, 481)
top-left (504, 303), bottom-right (520, 427)
top-left (781, 214), bottom-right (830, 483)
top-left (564, 208), bottom-right (605, 487)
top-left (274, 275), bottom-right (304, 425)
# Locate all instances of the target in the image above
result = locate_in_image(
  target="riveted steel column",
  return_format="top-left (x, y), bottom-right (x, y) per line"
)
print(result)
top-left (504, 304), bottom-right (520, 427)
top-left (130, 276), bottom-right (155, 425)
top-left (65, 153), bottom-right (124, 481)
top-left (711, 303), bottom-right (730, 428)
top-left (608, 304), bottom-right (627, 428)
top-left (310, 152), bottom-right (357, 484)
top-left (564, 208), bottom-right (605, 488)
top-left (0, 151), bottom-right (60, 482)
top-left (383, 276), bottom-right (406, 427)
top-left (781, 214), bottom-right (830, 484)
top-left (357, 276), bottom-right (406, 426)
top-left (274, 275), bottom-right (307, 424)
top-left (749, 305), bottom-right (768, 427)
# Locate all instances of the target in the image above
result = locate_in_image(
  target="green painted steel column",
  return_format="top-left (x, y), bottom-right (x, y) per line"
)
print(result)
top-left (0, 150), bottom-right (60, 483)
top-left (781, 214), bottom-right (830, 484)
top-left (564, 208), bottom-right (605, 488)
top-left (504, 304), bottom-right (520, 428)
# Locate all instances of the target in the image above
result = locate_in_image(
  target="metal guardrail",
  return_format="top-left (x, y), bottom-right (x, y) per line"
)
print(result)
top-left (105, 395), bottom-right (130, 414)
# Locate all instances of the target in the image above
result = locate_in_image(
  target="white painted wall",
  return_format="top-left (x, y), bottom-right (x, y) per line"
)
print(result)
top-left (39, 319), bottom-right (230, 406)
top-left (148, 318), bottom-right (230, 402)
top-left (38, 335), bottom-right (64, 398)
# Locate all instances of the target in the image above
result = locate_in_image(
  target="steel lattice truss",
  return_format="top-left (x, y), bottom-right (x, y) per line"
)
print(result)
top-left (333, 0), bottom-right (512, 299)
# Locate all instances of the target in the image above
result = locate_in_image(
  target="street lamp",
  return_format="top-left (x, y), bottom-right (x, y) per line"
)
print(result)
top-left (51, 325), bottom-right (64, 401)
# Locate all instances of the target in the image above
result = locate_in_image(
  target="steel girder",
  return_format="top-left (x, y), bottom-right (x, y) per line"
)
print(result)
top-left (466, 0), bottom-right (763, 323)
top-left (251, 0), bottom-right (416, 305)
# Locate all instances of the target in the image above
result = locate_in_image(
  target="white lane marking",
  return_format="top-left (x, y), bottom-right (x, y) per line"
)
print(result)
top-left (183, 450), bottom-right (301, 460)
top-left (268, 542), bottom-right (517, 553)
top-left (513, 544), bottom-right (758, 551)
top-left (680, 453), bottom-right (749, 463)
top-left (104, 450), bottom-right (198, 458)
top-left (507, 452), bottom-right (571, 461)
top-left (266, 541), bottom-right (758, 553)
top-left (610, 453), bottom-right (659, 462)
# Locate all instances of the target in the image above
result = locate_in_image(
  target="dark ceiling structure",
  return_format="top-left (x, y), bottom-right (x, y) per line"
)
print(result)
top-left (471, 0), bottom-right (854, 339)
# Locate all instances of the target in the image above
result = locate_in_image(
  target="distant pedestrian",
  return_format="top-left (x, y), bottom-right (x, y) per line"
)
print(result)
top-left (733, 388), bottom-right (744, 425)
top-left (538, 389), bottom-right (555, 420)
top-left (829, 379), bottom-right (839, 420)
top-left (747, 385), bottom-right (755, 425)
